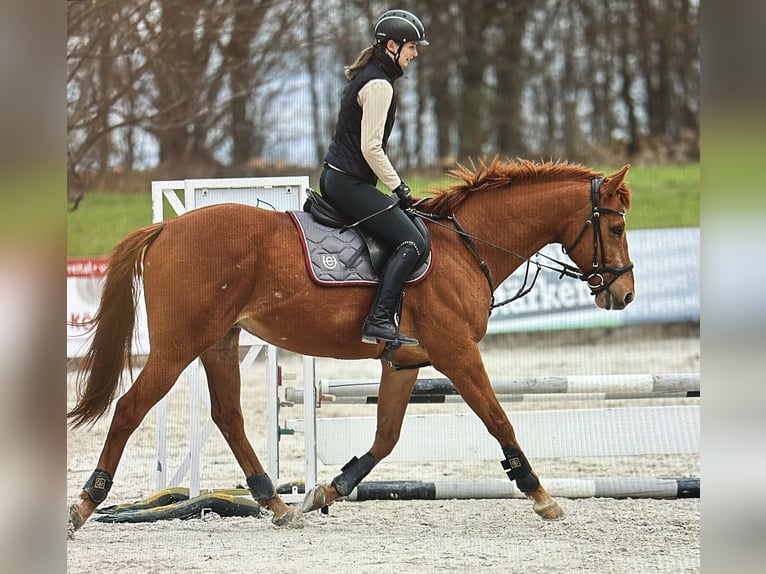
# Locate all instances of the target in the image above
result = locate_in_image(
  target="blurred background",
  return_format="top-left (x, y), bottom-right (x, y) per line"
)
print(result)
top-left (65, 0), bottom-right (699, 197)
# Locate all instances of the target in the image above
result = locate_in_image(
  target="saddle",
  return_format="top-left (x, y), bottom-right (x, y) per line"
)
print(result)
top-left (287, 189), bottom-right (432, 287)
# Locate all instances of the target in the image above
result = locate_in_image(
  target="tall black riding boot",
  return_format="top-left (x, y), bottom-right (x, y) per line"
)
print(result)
top-left (362, 243), bottom-right (420, 346)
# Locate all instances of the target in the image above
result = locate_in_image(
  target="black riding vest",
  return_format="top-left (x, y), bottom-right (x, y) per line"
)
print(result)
top-left (324, 50), bottom-right (403, 185)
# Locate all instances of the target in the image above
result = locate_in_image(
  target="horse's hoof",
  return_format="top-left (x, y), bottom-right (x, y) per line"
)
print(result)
top-left (534, 500), bottom-right (565, 520)
top-left (301, 485), bottom-right (327, 513)
top-left (271, 508), bottom-right (305, 528)
top-left (67, 504), bottom-right (84, 540)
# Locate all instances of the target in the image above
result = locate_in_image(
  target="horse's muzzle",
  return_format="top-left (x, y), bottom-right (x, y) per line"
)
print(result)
top-left (597, 287), bottom-right (634, 310)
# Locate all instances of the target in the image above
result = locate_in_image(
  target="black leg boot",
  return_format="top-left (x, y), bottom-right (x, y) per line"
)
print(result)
top-left (362, 242), bottom-right (420, 346)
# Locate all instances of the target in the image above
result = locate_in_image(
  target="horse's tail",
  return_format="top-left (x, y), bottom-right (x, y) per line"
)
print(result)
top-left (67, 222), bottom-right (166, 429)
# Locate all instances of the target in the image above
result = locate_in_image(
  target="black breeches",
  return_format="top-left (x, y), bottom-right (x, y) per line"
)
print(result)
top-left (320, 166), bottom-right (427, 255)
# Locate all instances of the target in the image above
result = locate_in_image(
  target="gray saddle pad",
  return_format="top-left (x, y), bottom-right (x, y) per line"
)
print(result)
top-left (288, 211), bottom-right (432, 286)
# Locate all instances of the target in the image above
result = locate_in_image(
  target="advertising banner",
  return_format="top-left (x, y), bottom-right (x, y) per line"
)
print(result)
top-left (487, 227), bottom-right (700, 333)
top-left (67, 257), bottom-right (150, 358)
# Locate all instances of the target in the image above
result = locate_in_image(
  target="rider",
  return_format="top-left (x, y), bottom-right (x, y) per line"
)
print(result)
top-left (320, 9), bottom-right (429, 347)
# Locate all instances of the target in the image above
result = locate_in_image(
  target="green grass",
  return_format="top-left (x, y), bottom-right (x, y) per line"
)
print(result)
top-left (67, 163), bottom-right (699, 257)
top-left (67, 192), bottom-right (154, 257)
top-left (409, 163), bottom-right (700, 230)
top-left (617, 163), bottom-right (699, 229)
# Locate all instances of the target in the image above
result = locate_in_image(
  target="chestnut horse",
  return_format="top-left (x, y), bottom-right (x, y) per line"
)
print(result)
top-left (67, 158), bottom-right (634, 536)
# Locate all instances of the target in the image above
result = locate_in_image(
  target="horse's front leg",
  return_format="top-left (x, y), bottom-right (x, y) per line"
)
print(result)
top-left (302, 363), bottom-right (419, 513)
top-left (432, 343), bottom-right (564, 520)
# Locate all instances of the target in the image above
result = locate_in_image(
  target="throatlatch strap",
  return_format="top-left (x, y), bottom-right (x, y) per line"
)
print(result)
top-left (246, 473), bottom-right (276, 501)
top-left (500, 446), bottom-right (540, 492)
top-left (331, 452), bottom-right (376, 496)
top-left (83, 469), bottom-right (113, 504)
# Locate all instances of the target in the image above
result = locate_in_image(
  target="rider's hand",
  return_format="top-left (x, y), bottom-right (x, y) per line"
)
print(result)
top-left (393, 182), bottom-right (413, 209)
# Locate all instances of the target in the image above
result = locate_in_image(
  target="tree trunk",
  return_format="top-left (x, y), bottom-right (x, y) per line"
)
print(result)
top-left (619, 7), bottom-right (640, 157)
top-left (495, 1), bottom-right (530, 157)
top-left (457, 0), bottom-right (492, 160)
top-left (227, 0), bottom-right (258, 167)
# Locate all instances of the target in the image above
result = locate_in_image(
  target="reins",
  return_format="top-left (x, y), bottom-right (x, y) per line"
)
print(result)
top-left (408, 209), bottom-right (546, 313)
top-left (341, 201), bottom-right (398, 230)
top-left (409, 176), bottom-right (634, 315)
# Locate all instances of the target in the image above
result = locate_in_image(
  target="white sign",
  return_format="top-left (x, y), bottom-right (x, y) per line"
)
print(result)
top-left (487, 227), bottom-right (700, 333)
top-left (66, 258), bottom-right (150, 358)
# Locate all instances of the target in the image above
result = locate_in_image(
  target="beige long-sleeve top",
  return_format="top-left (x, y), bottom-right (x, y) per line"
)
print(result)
top-left (357, 79), bottom-right (402, 191)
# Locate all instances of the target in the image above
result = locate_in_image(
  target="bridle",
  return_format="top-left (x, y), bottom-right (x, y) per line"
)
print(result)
top-left (562, 176), bottom-right (634, 296)
top-left (410, 176), bottom-right (634, 313)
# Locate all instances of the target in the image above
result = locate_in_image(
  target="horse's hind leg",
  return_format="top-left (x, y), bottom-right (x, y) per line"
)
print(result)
top-left (199, 329), bottom-right (303, 528)
top-left (303, 363), bottom-right (419, 512)
top-left (68, 355), bottom-right (188, 535)
top-left (433, 344), bottom-right (564, 520)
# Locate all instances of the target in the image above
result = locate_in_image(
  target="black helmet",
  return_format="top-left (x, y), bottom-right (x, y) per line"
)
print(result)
top-left (374, 9), bottom-right (429, 47)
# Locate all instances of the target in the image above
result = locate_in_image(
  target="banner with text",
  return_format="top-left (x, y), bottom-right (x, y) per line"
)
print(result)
top-left (67, 257), bottom-right (150, 358)
top-left (486, 227), bottom-right (699, 333)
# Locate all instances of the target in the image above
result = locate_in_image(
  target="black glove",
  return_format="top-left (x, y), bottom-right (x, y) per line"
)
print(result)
top-left (393, 182), bottom-right (413, 209)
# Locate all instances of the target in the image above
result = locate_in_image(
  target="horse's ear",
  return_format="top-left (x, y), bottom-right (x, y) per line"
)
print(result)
top-left (602, 164), bottom-right (630, 197)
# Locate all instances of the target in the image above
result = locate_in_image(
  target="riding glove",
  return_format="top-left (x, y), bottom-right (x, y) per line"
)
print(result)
top-left (393, 182), bottom-right (413, 209)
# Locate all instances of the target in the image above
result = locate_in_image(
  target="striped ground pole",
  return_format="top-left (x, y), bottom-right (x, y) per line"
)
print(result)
top-left (347, 478), bottom-right (700, 502)
top-left (284, 373), bottom-right (701, 405)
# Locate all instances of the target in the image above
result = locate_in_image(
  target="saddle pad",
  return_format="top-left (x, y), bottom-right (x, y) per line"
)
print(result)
top-left (288, 211), bottom-right (432, 287)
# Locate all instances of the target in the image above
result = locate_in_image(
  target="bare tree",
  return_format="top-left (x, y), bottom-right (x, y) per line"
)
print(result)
top-left (304, 0), bottom-right (326, 165)
top-left (67, 0), bottom-right (299, 177)
top-left (421, 1), bottom-right (457, 164)
top-left (67, 0), bottom-right (699, 182)
top-left (456, 0), bottom-right (496, 159)
top-left (68, 1), bottom-right (156, 177)
top-left (225, 0), bottom-right (265, 166)
top-left (493, 0), bottom-right (532, 157)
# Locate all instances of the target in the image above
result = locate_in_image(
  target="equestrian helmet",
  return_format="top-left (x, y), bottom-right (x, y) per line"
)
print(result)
top-left (374, 9), bottom-right (429, 46)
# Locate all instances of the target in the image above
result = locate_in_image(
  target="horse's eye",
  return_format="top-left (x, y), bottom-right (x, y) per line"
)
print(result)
top-left (609, 225), bottom-right (624, 236)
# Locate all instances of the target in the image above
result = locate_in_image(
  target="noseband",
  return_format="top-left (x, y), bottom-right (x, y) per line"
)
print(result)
top-left (562, 177), bottom-right (634, 295)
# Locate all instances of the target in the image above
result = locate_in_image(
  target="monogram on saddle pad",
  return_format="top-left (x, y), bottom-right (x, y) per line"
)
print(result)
top-left (288, 189), bottom-right (432, 286)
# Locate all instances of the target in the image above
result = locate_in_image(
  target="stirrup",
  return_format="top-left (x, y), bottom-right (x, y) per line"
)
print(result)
top-left (361, 331), bottom-right (419, 346)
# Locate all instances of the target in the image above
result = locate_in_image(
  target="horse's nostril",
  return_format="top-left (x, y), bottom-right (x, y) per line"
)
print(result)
top-left (624, 292), bottom-right (634, 305)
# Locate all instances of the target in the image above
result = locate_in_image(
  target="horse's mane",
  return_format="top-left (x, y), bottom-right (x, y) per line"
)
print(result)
top-left (418, 157), bottom-right (629, 215)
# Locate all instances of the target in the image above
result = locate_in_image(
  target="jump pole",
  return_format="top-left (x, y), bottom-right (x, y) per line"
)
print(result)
top-left (347, 477), bottom-right (700, 502)
top-left (285, 373), bottom-right (700, 404)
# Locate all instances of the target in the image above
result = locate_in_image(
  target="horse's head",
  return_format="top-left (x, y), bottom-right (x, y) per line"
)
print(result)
top-left (563, 164), bottom-right (635, 310)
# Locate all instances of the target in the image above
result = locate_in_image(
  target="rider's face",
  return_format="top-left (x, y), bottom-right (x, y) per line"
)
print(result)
top-left (397, 42), bottom-right (419, 68)
top-left (386, 40), bottom-right (419, 68)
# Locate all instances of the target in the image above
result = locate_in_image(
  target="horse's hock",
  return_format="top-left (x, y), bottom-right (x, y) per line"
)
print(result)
top-left (147, 177), bottom-right (315, 502)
